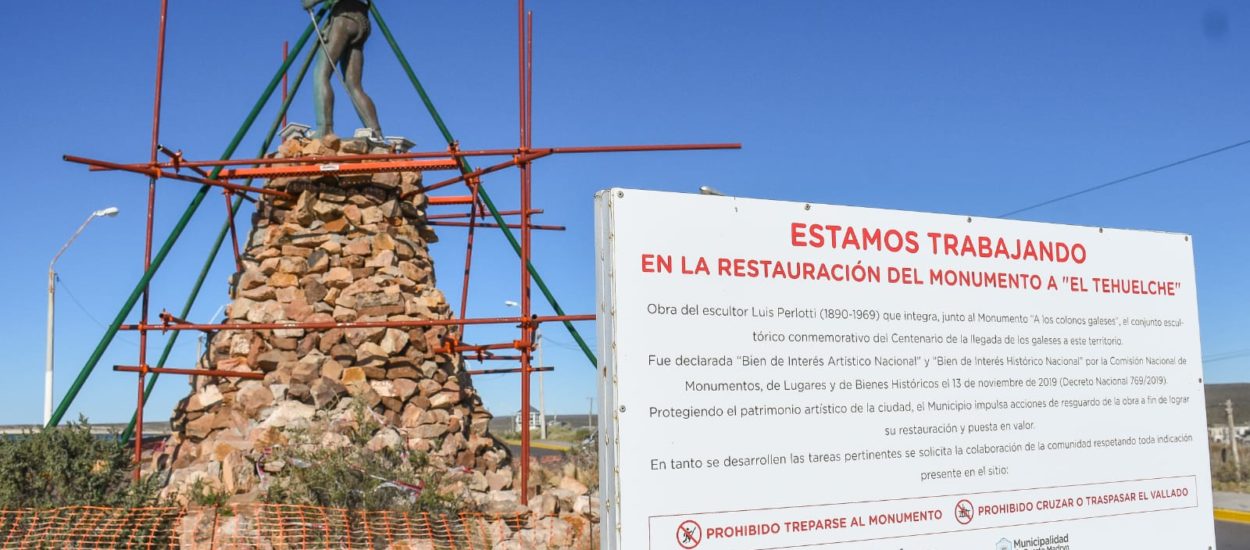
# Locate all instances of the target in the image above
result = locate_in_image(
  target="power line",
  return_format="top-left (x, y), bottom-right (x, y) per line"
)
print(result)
top-left (999, 137), bottom-right (1250, 218)
top-left (541, 335), bottom-right (587, 352)
top-left (57, 275), bottom-right (139, 348)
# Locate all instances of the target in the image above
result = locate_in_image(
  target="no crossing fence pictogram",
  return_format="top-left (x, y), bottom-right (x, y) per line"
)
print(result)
top-left (955, 499), bottom-right (975, 525)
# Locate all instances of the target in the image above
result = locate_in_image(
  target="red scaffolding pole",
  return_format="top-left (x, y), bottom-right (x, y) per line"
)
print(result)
top-left (135, 0), bottom-right (171, 478)
top-left (60, 1), bottom-right (739, 506)
top-left (517, 0), bottom-right (536, 501)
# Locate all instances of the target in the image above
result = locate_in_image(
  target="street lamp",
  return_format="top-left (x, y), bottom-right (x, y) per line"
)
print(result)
top-left (504, 300), bottom-right (546, 439)
top-left (46, 207), bottom-right (119, 425)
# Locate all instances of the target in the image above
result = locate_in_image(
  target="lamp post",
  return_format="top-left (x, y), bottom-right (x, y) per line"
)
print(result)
top-left (505, 300), bottom-right (545, 439)
top-left (46, 207), bottom-right (119, 425)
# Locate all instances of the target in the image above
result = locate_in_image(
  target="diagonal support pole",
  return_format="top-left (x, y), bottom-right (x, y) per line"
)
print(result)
top-left (370, 2), bottom-right (598, 367)
top-left (47, 16), bottom-right (327, 430)
top-left (118, 33), bottom-right (324, 444)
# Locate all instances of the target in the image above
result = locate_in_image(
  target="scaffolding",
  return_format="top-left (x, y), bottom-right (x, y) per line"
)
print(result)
top-left (50, 0), bottom-right (738, 504)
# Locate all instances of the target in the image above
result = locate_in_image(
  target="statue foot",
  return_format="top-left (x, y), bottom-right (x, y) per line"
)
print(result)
top-left (354, 127), bottom-right (386, 145)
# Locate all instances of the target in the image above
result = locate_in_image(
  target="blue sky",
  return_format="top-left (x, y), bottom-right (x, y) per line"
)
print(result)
top-left (1, 1), bottom-right (1247, 425)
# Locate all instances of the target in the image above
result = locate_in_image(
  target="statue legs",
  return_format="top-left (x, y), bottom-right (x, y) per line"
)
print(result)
top-left (311, 12), bottom-right (381, 139)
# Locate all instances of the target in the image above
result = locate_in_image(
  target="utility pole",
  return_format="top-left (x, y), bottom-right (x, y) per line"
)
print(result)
top-left (587, 396), bottom-right (594, 431)
top-left (1228, 399), bottom-right (1242, 482)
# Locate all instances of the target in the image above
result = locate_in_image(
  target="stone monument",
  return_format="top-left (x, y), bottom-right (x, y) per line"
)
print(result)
top-left (151, 134), bottom-right (516, 508)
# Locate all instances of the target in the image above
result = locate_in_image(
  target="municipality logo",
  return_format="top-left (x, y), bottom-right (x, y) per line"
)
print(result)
top-left (996, 539), bottom-right (1014, 550)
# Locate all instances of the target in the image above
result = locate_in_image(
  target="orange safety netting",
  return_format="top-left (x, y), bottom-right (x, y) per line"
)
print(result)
top-left (0, 505), bottom-right (599, 549)
top-left (0, 506), bottom-right (183, 549)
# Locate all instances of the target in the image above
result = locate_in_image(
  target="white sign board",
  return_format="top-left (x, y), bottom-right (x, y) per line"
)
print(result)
top-left (594, 189), bottom-right (1214, 550)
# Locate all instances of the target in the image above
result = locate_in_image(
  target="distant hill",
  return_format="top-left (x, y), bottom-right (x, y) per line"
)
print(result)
top-left (1206, 383), bottom-right (1250, 426)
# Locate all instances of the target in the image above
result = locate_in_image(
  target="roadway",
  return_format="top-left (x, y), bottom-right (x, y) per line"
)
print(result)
top-left (1217, 491), bottom-right (1250, 549)
top-left (1217, 520), bottom-right (1250, 549)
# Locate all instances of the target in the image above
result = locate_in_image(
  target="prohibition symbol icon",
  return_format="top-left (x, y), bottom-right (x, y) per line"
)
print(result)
top-left (676, 519), bottom-right (703, 549)
top-left (955, 499), bottom-right (975, 525)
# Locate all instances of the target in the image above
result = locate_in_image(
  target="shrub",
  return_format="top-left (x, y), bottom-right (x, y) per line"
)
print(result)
top-left (186, 478), bottom-right (232, 510)
top-left (261, 405), bottom-right (462, 513)
top-left (0, 417), bottom-right (163, 508)
top-left (263, 446), bottom-right (462, 513)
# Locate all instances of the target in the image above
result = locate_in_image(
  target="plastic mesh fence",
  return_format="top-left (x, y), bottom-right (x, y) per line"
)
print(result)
top-left (0, 505), bottom-right (597, 549)
top-left (0, 506), bottom-right (183, 549)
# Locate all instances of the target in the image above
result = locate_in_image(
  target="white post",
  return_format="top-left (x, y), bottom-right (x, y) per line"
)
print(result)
top-left (538, 328), bottom-right (546, 440)
top-left (44, 207), bottom-right (119, 427)
top-left (44, 267), bottom-right (55, 426)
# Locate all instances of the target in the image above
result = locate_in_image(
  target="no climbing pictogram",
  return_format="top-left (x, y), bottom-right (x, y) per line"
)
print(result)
top-left (955, 499), bottom-right (975, 525)
top-left (676, 519), bottom-right (703, 549)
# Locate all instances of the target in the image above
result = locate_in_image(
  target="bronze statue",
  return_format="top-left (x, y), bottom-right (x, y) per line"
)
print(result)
top-left (303, 0), bottom-right (382, 139)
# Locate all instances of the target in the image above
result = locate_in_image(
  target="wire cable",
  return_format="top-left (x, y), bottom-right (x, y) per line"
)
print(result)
top-left (540, 334), bottom-right (586, 352)
top-left (1000, 137), bottom-right (1250, 218)
top-left (57, 275), bottom-right (139, 347)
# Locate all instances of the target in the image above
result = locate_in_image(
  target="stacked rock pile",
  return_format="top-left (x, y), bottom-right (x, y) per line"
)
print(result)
top-left (152, 135), bottom-right (514, 506)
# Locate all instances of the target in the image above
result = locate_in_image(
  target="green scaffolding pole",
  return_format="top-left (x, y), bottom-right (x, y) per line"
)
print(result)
top-left (118, 39), bottom-right (323, 445)
top-left (370, 2), bottom-right (598, 368)
top-left (46, 17), bottom-right (325, 430)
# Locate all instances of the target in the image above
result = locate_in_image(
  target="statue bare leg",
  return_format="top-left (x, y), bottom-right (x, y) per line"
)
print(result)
top-left (343, 41), bottom-right (381, 135)
top-left (310, 3), bottom-right (381, 139)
